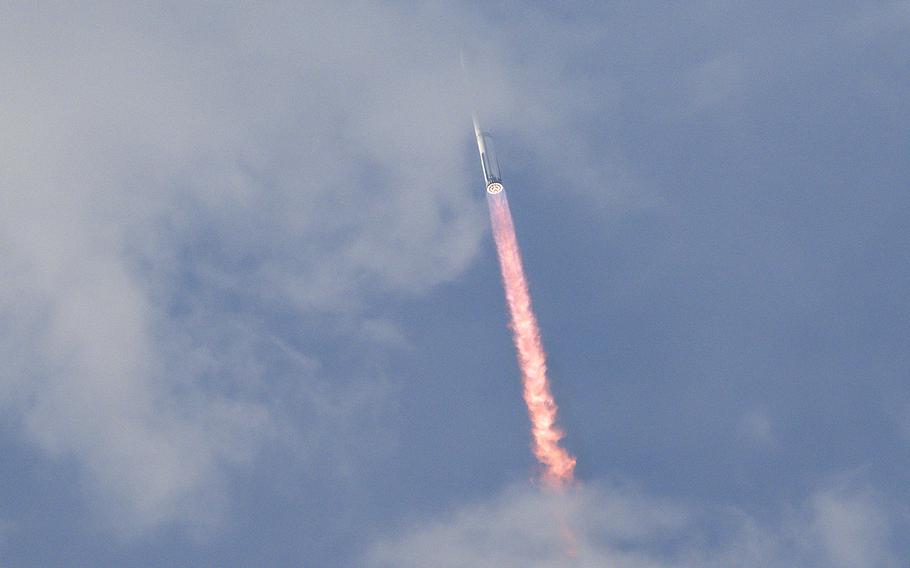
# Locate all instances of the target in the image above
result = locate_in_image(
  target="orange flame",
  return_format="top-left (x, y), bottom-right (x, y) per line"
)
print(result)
top-left (487, 191), bottom-right (576, 488)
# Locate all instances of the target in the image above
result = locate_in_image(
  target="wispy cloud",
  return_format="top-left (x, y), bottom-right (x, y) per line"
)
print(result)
top-left (0, 2), bottom-right (618, 533)
top-left (0, 2), bottom-right (483, 532)
top-left (366, 476), bottom-right (898, 568)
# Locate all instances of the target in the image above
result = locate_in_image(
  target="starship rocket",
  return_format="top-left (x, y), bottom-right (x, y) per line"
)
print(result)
top-left (473, 114), bottom-right (504, 195)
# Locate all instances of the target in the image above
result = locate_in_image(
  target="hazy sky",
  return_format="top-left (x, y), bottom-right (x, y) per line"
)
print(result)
top-left (1, 2), bottom-right (908, 566)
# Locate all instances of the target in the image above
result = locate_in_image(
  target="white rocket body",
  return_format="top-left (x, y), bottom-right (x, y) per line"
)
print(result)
top-left (473, 114), bottom-right (503, 195)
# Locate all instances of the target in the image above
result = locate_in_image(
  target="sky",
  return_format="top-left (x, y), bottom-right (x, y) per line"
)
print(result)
top-left (0, 1), bottom-right (908, 566)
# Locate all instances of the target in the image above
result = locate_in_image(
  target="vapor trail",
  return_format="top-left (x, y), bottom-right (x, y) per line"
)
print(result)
top-left (487, 190), bottom-right (576, 488)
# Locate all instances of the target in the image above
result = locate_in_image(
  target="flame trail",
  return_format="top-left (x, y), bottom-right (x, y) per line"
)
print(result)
top-left (487, 190), bottom-right (576, 488)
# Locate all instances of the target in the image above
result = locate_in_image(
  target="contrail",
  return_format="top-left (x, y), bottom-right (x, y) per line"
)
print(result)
top-left (486, 189), bottom-right (576, 488)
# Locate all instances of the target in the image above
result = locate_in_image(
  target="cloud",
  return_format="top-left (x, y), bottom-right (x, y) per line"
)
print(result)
top-left (811, 478), bottom-right (895, 568)
top-left (365, 477), bottom-right (898, 568)
top-left (0, 2), bottom-right (625, 534)
top-left (0, 2), bottom-right (484, 532)
top-left (736, 407), bottom-right (776, 448)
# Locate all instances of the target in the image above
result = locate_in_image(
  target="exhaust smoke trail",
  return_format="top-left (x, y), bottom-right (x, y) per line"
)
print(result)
top-left (487, 190), bottom-right (576, 489)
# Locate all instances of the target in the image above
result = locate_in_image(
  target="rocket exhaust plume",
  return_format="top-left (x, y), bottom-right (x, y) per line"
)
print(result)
top-left (464, 58), bottom-right (577, 549)
top-left (487, 189), bottom-right (576, 488)
top-left (466, 89), bottom-right (575, 486)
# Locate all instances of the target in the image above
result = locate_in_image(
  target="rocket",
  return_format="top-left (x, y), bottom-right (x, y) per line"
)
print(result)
top-left (473, 114), bottom-right (504, 195)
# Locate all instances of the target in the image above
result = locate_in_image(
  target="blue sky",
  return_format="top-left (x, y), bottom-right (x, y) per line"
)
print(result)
top-left (1, 2), bottom-right (908, 566)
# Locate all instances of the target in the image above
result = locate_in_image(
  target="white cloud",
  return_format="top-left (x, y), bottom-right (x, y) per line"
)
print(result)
top-left (812, 480), bottom-right (895, 568)
top-left (0, 2), bottom-right (624, 533)
top-left (365, 478), bottom-right (897, 568)
top-left (737, 407), bottom-right (776, 448)
top-left (0, 2), bottom-right (476, 532)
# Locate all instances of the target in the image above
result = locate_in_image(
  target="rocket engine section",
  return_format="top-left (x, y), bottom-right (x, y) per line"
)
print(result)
top-left (473, 116), bottom-right (504, 194)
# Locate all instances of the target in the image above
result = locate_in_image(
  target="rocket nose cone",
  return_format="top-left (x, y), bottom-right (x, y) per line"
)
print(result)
top-left (471, 113), bottom-right (482, 139)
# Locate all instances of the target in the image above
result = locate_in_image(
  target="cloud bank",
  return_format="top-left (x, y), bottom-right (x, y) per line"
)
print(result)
top-left (0, 2), bottom-right (487, 531)
top-left (0, 2), bottom-right (620, 533)
top-left (366, 477), bottom-right (898, 568)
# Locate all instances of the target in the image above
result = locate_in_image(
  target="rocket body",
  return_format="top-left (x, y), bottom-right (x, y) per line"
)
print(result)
top-left (473, 115), bottom-right (504, 194)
